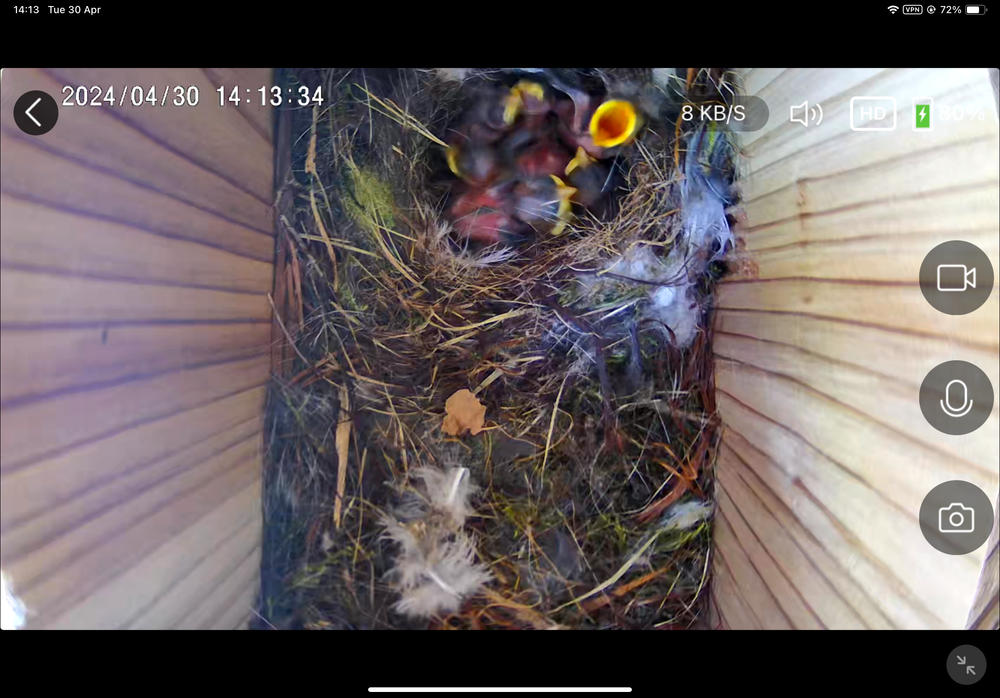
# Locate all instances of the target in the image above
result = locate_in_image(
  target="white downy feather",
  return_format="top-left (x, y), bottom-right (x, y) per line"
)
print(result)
top-left (662, 499), bottom-right (714, 531)
top-left (1, 571), bottom-right (27, 630)
top-left (381, 466), bottom-right (491, 618)
top-left (413, 466), bottom-right (474, 528)
top-left (583, 245), bottom-right (702, 349)
top-left (390, 533), bottom-right (492, 619)
top-left (431, 68), bottom-right (474, 83)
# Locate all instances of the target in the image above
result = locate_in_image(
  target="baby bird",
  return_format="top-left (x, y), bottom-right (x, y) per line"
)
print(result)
top-left (510, 133), bottom-right (573, 179)
top-left (510, 175), bottom-right (577, 236)
top-left (557, 97), bottom-right (641, 159)
top-left (504, 80), bottom-right (550, 123)
top-left (451, 208), bottom-right (528, 246)
top-left (446, 142), bottom-right (502, 186)
top-left (448, 182), bottom-right (511, 220)
top-left (564, 146), bottom-right (611, 209)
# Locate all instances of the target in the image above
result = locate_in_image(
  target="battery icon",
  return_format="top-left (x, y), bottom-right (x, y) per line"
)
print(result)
top-left (914, 98), bottom-right (933, 130)
top-left (965, 4), bottom-right (986, 13)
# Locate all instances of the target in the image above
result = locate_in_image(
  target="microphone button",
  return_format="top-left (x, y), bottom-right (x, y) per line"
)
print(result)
top-left (920, 361), bottom-right (994, 435)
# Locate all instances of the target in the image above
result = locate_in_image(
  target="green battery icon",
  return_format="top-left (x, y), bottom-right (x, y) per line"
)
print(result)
top-left (914, 99), bottom-right (932, 130)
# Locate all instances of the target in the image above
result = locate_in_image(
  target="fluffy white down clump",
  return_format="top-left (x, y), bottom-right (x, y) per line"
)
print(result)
top-left (600, 245), bottom-right (701, 349)
top-left (662, 499), bottom-right (714, 531)
top-left (381, 467), bottom-right (491, 618)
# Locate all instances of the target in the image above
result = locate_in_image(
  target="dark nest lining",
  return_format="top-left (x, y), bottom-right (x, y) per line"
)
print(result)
top-left (256, 68), bottom-right (739, 630)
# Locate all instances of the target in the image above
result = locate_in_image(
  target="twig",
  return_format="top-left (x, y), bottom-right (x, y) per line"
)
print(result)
top-left (333, 382), bottom-right (352, 529)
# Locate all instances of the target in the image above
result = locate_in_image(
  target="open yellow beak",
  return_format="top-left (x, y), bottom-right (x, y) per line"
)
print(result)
top-left (565, 146), bottom-right (597, 176)
top-left (503, 80), bottom-right (546, 125)
top-left (589, 99), bottom-right (639, 148)
top-left (549, 175), bottom-right (578, 236)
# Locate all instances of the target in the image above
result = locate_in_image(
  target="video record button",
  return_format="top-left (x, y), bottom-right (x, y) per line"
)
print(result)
top-left (919, 240), bottom-right (994, 315)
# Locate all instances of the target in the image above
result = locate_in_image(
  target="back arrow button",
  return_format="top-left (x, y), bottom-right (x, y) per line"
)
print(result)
top-left (13, 90), bottom-right (59, 136)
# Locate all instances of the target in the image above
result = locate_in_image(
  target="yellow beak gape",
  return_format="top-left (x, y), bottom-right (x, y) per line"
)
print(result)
top-left (565, 146), bottom-right (596, 176)
top-left (514, 80), bottom-right (546, 102)
top-left (503, 80), bottom-right (547, 125)
top-left (549, 175), bottom-right (578, 236)
top-left (446, 145), bottom-right (461, 177)
top-left (589, 100), bottom-right (638, 148)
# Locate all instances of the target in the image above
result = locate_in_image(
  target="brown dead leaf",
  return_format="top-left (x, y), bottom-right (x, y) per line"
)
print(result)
top-left (442, 389), bottom-right (486, 436)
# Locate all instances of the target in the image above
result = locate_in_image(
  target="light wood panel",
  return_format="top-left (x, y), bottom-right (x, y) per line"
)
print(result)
top-left (713, 68), bottom-right (1000, 629)
top-left (967, 493), bottom-right (998, 630)
top-left (1, 268), bottom-right (270, 325)
top-left (0, 135), bottom-right (274, 261)
top-left (0, 322), bottom-right (270, 403)
top-left (7, 437), bottom-right (261, 597)
top-left (201, 68), bottom-right (275, 143)
top-left (0, 68), bottom-right (275, 629)
top-left (123, 515), bottom-right (262, 629)
top-left (39, 481), bottom-right (262, 629)
top-left (0, 354), bottom-right (268, 469)
top-left (0, 69), bottom-right (272, 232)
top-left (46, 69), bottom-right (274, 202)
top-left (0, 194), bottom-right (272, 292)
top-left (0, 388), bottom-right (266, 545)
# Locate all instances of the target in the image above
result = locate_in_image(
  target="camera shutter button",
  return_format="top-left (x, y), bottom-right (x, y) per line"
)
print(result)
top-left (919, 481), bottom-right (994, 555)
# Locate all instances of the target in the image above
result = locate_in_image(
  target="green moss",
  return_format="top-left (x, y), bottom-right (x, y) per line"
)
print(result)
top-left (344, 163), bottom-right (396, 236)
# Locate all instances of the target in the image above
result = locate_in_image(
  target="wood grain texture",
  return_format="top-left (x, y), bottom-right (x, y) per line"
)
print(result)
top-left (1, 268), bottom-right (270, 325)
top-left (0, 194), bottom-right (273, 293)
top-left (0, 69), bottom-right (274, 629)
top-left (47, 68), bottom-right (274, 202)
top-left (1, 413), bottom-right (263, 562)
top-left (0, 322), bottom-right (270, 404)
top-left (6, 435), bottom-right (262, 592)
top-left (23, 455), bottom-right (259, 626)
top-left (709, 554), bottom-right (760, 629)
top-left (123, 516), bottom-right (262, 629)
top-left (714, 68), bottom-right (1000, 630)
top-left (0, 69), bottom-right (272, 232)
top-left (714, 512), bottom-right (793, 629)
top-left (717, 435), bottom-right (893, 629)
top-left (38, 480), bottom-right (262, 629)
top-left (717, 450), bottom-right (866, 629)
top-left (967, 495), bottom-right (999, 630)
top-left (201, 68), bottom-right (275, 143)
top-left (0, 354), bottom-right (269, 469)
top-left (175, 542), bottom-right (262, 629)
top-left (0, 135), bottom-right (274, 261)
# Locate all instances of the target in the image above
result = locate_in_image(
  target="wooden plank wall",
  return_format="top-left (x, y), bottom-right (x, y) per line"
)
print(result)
top-left (712, 68), bottom-right (1000, 629)
top-left (0, 68), bottom-right (275, 629)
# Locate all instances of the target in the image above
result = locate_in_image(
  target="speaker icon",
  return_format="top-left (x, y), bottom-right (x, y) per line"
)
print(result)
top-left (789, 101), bottom-right (823, 127)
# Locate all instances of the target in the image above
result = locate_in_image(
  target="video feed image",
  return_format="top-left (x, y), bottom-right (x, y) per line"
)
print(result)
top-left (0, 68), bottom-right (997, 646)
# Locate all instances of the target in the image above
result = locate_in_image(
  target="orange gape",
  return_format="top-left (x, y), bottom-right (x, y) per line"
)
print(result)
top-left (589, 100), bottom-right (639, 148)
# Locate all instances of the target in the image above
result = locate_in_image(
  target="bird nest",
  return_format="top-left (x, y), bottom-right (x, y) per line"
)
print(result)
top-left (258, 68), bottom-right (740, 630)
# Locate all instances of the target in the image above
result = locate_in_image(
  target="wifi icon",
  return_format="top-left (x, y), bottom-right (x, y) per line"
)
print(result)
top-left (888, 4), bottom-right (899, 12)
